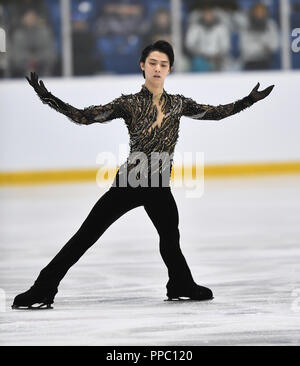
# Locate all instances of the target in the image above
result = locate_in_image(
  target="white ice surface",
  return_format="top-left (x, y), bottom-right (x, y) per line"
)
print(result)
top-left (0, 176), bottom-right (300, 345)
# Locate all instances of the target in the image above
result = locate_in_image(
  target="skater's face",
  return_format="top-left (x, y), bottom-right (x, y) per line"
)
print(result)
top-left (140, 51), bottom-right (171, 84)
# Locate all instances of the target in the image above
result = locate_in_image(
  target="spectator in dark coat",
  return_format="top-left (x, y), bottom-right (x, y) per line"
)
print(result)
top-left (10, 9), bottom-right (57, 77)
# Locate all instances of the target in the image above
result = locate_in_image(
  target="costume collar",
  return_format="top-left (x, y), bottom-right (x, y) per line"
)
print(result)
top-left (140, 84), bottom-right (167, 99)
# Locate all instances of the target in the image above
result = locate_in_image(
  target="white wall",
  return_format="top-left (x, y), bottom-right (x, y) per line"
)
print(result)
top-left (0, 71), bottom-right (299, 172)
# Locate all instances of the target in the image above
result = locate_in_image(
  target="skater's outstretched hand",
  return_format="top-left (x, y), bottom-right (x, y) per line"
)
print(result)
top-left (25, 71), bottom-right (49, 98)
top-left (248, 82), bottom-right (275, 103)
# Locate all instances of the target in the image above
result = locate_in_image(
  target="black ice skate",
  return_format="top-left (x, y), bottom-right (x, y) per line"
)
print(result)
top-left (11, 285), bottom-right (58, 310)
top-left (165, 284), bottom-right (214, 302)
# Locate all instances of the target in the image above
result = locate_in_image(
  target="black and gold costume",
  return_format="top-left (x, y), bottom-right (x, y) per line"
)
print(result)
top-left (12, 81), bottom-right (260, 308)
top-left (38, 83), bottom-right (255, 187)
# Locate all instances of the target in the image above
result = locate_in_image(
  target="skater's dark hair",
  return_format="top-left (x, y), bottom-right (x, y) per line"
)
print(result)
top-left (139, 40), bottom-right (174, 79)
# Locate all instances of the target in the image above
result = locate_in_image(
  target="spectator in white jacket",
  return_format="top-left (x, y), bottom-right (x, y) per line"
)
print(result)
top-left (239, 3), bottom-right (280, 70)
top-left (185, 7), bottom-right (231, 72)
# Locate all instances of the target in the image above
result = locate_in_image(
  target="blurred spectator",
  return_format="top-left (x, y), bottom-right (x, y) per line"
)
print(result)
top-left (143, 7), bottom-right (172, 46)
top-left (0, 3), bottom-right (7, 78)
top-left (94, 2), bottom-right (148, 38)
top-left (94, 2), bottom-right (149, 74)
top-left (9, 8), bottom-right (57, 77)
top-left (3, 0), bottom-right (50, 37)
top-left (72, 18), bottom-right (101, 75)
top-left (239, 3), bottom-right (279, 70)
top-left (211, 1), bottom-right (247, 33)
top-left (185, 6), bottom-right (231, 72)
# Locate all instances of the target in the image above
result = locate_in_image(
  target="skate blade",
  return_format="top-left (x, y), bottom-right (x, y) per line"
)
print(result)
top-left (11, 303), bottom-right (53, 310)
top-left (164, 296), bottom-right (214, 302)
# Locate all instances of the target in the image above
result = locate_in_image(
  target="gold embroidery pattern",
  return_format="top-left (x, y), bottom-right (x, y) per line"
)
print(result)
top-left (38, 83), bottom-right (254, 187)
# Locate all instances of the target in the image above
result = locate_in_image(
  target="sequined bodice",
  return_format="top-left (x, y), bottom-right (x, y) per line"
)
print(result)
top-left (38, 83), bottom-right (254, 187)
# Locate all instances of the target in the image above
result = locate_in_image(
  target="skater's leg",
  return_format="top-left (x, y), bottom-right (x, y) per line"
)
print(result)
top-left (34, 187), bottom-right (143, 289)
top-left (143, 188), bottom-right (196, 291)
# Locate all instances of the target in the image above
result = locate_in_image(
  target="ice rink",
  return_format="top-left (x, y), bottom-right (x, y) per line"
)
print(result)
top-left (1, 175), bottom-right (300, 346)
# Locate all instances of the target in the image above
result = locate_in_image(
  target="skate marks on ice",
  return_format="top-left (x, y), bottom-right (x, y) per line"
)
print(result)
top-left (1, 177), bottom-right (300, 345)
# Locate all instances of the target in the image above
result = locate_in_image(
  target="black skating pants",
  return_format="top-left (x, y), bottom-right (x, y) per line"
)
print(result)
top-left (34, 186), bottom-right (197, 293)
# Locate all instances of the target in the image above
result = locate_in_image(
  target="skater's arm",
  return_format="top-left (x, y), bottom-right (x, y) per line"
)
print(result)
top-left (181, 82), bottom-right (274, 121)
top-left (26, 72), bottom-right (130, 125)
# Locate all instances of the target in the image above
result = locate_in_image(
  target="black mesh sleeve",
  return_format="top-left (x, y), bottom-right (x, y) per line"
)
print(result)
top-left (38, 91), bottom-right (130, 125)
top-left (181, 94), bottom-right (255, 121)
